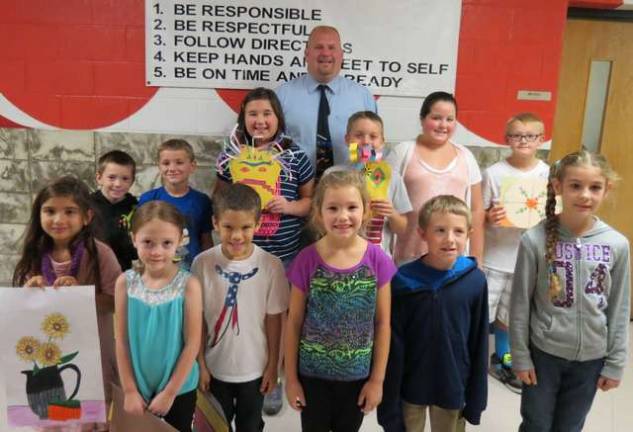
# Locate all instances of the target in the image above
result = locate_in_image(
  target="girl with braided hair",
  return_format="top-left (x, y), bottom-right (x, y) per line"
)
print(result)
top-left (509, 151), bottom-right (630, 432)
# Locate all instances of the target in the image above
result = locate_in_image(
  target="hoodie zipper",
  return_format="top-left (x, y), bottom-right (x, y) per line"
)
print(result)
top-left (574, 237), bottom-right (583, 360)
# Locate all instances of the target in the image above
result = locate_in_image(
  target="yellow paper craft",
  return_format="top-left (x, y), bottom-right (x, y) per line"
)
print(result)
top-left (229, 147), bottom-right (281, 209)
top-left (364, 161), bottom-right (391, 201)
top-left (219, 126), bottom-right (295, 237)
top-left (349, 142), bottom-right (359, 163)
top-left (499, 177), bottom-right (548, 229)
top-left (194, 389), bottom-right (229, 432)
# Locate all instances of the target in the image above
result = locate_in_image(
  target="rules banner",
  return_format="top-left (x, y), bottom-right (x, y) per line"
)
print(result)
top-left (145, 0), bottom-right (461, 97)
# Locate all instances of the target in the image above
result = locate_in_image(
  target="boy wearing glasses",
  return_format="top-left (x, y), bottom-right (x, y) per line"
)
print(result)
top-left (482, 113), bottom-right (549, 393)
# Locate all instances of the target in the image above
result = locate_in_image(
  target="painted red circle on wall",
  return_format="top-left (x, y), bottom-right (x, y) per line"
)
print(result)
top-left (215, 89), bottom-right (249, 114)
top-left (0, 0), bottom-right (157, 129)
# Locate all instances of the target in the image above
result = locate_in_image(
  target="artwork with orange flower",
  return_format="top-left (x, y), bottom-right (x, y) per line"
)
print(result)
top-left (499, 177), bottom-right (549, 229)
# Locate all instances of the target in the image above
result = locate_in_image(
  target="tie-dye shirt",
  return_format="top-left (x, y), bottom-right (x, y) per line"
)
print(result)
top-left (287, 242), bottom-right (396, 381)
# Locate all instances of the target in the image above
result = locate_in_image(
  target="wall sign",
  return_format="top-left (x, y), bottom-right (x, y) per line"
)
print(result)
top-left (146, 0), bottom-right (462, 97)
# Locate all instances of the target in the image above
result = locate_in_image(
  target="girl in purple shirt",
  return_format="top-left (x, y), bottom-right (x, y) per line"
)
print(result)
top-left (284, 169), bottom-right (396, 432)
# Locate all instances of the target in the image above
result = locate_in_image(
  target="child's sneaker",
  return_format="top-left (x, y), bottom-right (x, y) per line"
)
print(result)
top-left (489, 353), bottom-right (522, 394)
top-left (263, 379), bottom-right (283, 415)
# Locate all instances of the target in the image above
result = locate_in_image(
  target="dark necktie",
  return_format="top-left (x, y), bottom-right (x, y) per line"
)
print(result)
top-left (316, 84), bottom-right (333, 180)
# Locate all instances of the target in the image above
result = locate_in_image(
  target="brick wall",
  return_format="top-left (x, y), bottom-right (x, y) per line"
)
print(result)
top-left (1, 0), bottom-right (574, 141)
top-left (2, 0), bottom-right (610, 283)
top-left (0, 128), bottom-right (551, 285)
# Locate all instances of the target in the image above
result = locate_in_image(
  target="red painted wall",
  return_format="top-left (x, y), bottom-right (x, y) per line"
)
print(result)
top-left (570, 0), bottom-right (623, 8)
top-left (0, 0), bottom-right (157, 129)
top-left (0, 0), bottom-right (619, 142)
top-left (456, 0), bottom-right (568, 142)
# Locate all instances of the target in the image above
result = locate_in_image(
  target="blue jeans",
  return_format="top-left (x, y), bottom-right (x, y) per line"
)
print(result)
top-left (211, 377), bottom-right (264, 432)
top-left (519, 346), bottom-right (604, 432)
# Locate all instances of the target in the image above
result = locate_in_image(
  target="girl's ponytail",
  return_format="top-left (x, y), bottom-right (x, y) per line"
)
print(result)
top-left (545, 162), bottom-right (561, 300)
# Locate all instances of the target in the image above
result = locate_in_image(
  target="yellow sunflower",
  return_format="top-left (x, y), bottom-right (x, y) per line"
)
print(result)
top-left (37, 342), bottom-right (62, 366)
top-left (15, 336), bottom-right (41, 362)
top-left (41, 313), bottom-right (70, 339)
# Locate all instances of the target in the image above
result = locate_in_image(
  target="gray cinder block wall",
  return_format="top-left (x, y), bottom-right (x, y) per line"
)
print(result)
top-left (0, 127), bottom-right (548, 285)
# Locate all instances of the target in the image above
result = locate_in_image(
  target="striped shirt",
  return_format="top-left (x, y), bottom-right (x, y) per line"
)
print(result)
top-left (217, 142), bottom-right (314, 261)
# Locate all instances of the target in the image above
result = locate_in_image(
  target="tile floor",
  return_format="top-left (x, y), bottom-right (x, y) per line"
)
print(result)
top-left (263, 323), bottom-right (633, 431)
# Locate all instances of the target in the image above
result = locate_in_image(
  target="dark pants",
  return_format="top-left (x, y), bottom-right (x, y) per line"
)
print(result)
top-left (164, 389), bottom-right (197, 432)
top-left (211, 377), bottom-right (264, 432)
top-left (299, 375), bottom-right (366, 432)
top-left (519, 346), bottom-right (604, 432)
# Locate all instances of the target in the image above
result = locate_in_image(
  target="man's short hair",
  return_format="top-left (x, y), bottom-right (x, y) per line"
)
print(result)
top-left (307, 25), bottom-right (341, 47)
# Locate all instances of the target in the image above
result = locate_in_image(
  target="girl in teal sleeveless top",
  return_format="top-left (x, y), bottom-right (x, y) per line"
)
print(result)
top-left (114, 201), bottom-right (203, 432)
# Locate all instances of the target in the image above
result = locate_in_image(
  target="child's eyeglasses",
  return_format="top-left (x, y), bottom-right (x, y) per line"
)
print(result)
top-left (507, 134), bottom-right (542, 143)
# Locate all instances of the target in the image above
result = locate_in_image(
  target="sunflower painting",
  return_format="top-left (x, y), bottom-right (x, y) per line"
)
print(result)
top-left (41, 313), bottom-right (70, 340)
top-left (11, 313), bottom-right (83, 422)
top-left (15, 313), bottom-right (76, 371)
top-left (0, 286), bottom-right (106, 429)
top-left (36, 342), bottom-right (63, 367)
top-left (15, 337), bottom-right (40, 362)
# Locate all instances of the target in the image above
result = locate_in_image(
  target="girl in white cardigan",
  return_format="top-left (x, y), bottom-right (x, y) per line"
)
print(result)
top-left (386, 91), bottom-right (484, 265)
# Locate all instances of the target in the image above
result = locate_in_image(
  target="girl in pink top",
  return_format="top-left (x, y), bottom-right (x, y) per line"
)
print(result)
top-left (13, 176), bottom-right (121, 432)
top-left (387, 92), bottom-right (484, 265)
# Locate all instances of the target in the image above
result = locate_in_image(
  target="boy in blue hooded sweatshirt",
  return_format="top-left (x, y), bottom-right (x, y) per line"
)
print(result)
top-left (378, 195), bottom-right (488, 432)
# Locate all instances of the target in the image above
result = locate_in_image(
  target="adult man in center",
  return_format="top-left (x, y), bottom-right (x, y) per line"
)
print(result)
top-left (264, 27), bottom-right (377, 416)
top-left (276, 25), bottom-right (377, 180)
